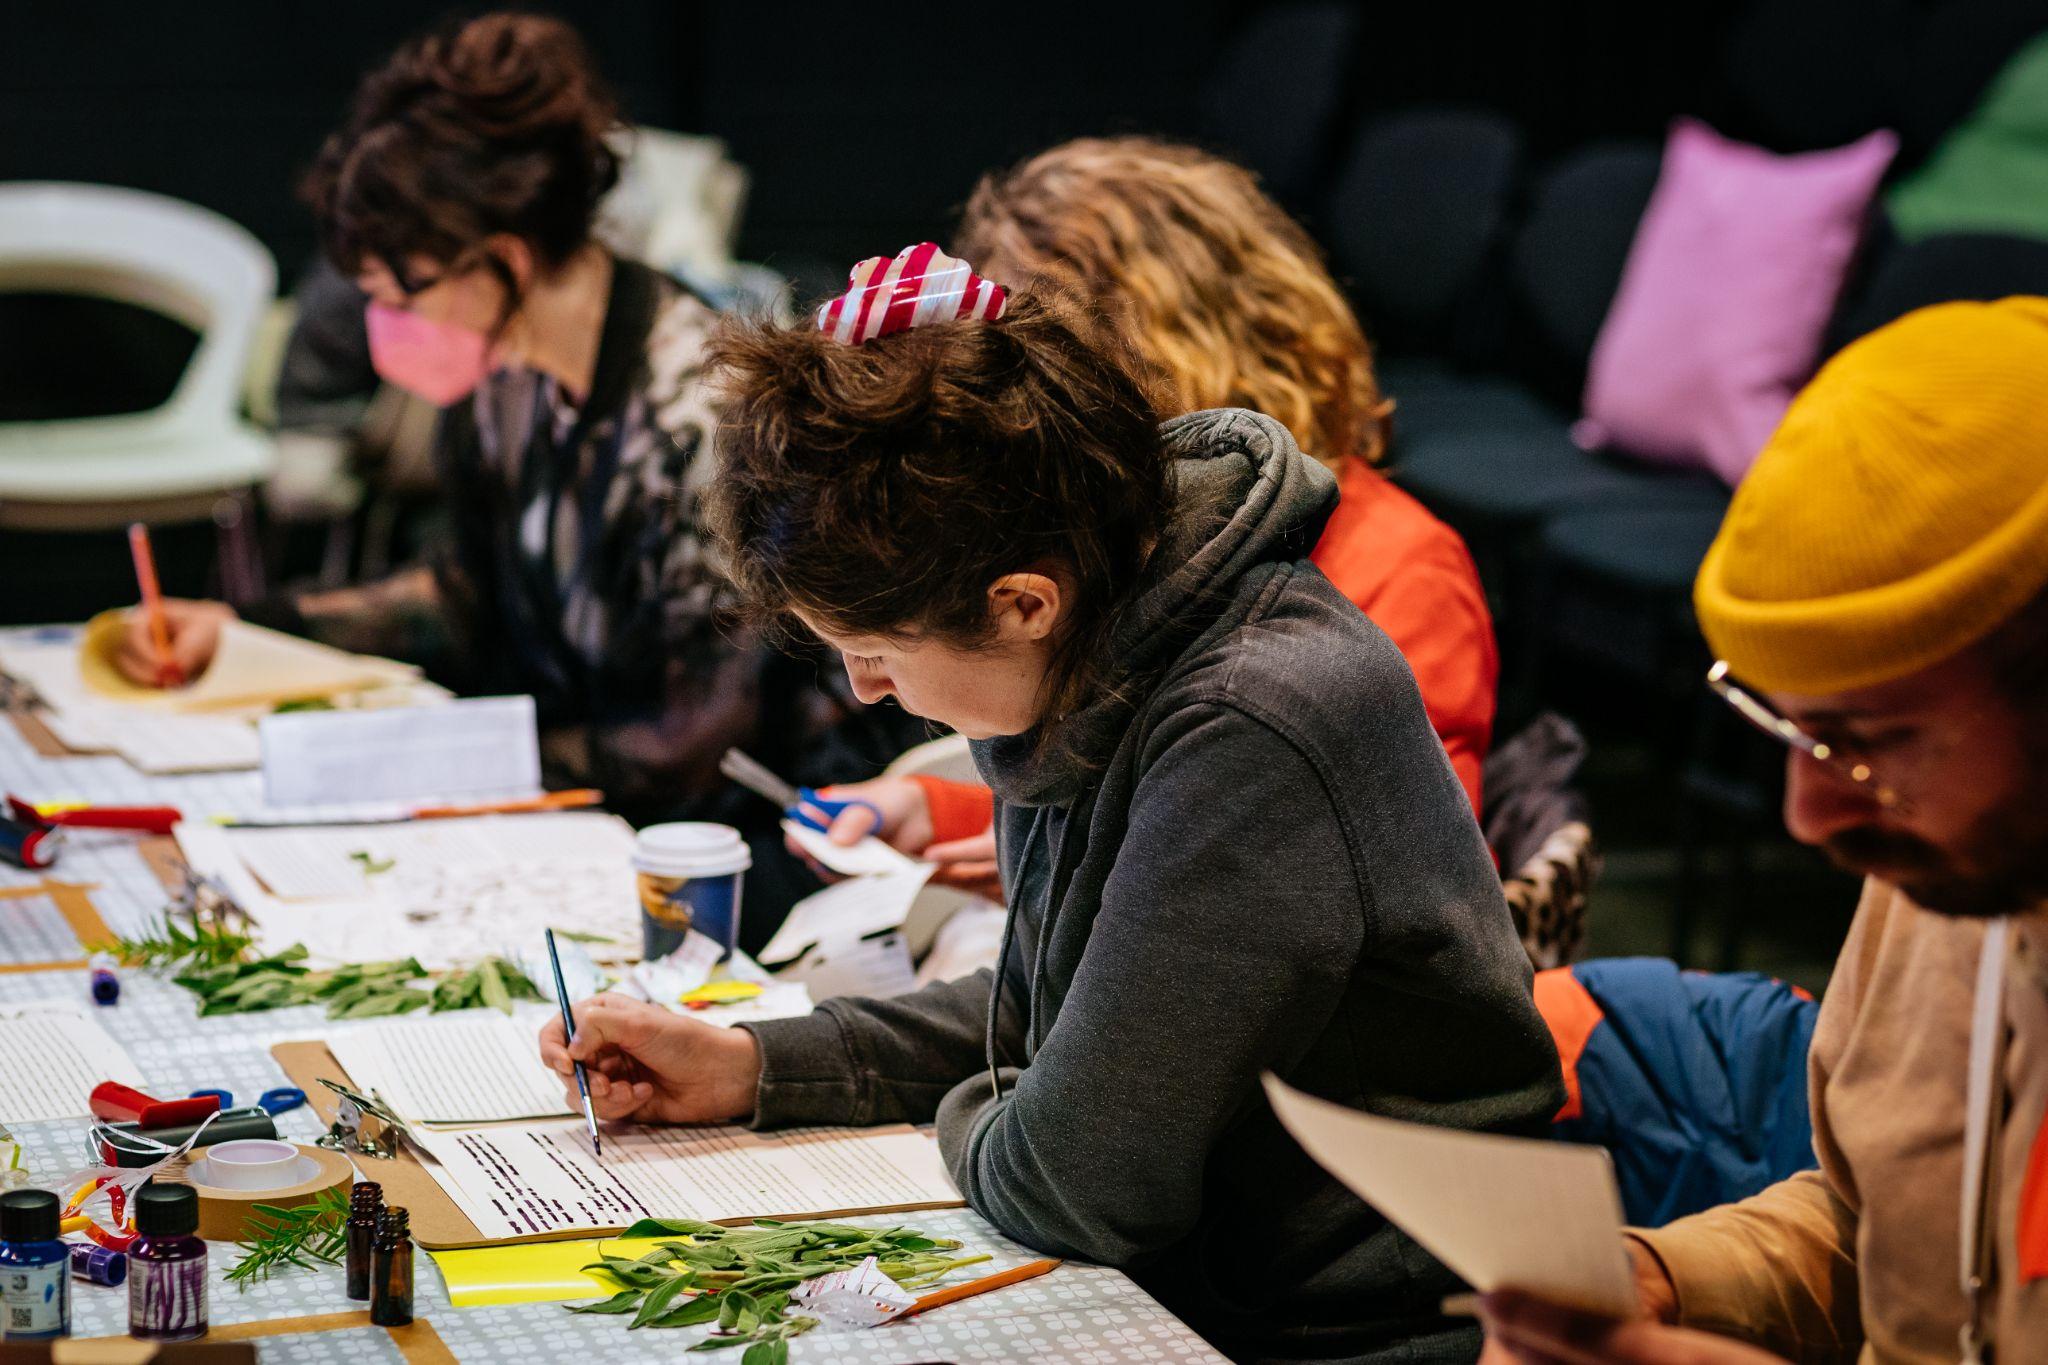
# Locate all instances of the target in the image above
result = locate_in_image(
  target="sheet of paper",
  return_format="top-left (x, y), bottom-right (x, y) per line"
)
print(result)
top-left (0, 895), bottom-right (84, 965)
top-left (0, 1000), bottom-right (146, 1122)
top-left (428, 1235), bottom-right (677, 1307)
top-left (1262, 1075), bottom-right (1636, 1316)
top-left (258, 696), bottom-right (541, 809)
top-left (758, 863), bottom-right (935, 965)
top-left (776, 930), bottom-right (920, 1002)
top-left (782, 820), bottom-right (924, 878)
top-left (75, 615), bottom-right (420, 713)
top-left (38, 703), bottom-right (260, 774)
top-left (327, 1011), bottom-right (573, 1127)
top-left (411, 1117), bottom-right (960, 1240)
top-left (176, 812), bottom-right (642, 969)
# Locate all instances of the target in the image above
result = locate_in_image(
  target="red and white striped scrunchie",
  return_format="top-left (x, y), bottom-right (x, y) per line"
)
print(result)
top-left (816, 242), bottom-right (1007, 345)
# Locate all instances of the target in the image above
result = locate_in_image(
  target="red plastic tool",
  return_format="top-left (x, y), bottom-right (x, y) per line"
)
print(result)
top-left (88, 1082), bottom-right (220, 1130)
top-left (9, 798), bottom-right (183, 836)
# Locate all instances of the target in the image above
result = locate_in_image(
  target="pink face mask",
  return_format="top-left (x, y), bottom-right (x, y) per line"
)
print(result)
top-left (364, 302), bottom-right (492, 406)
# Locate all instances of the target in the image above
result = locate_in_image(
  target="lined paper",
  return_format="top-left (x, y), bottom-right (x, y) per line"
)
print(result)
top-left (0, 1000), bottom-right (146, 1122)
top-left (328, 1011), bottom-right (573, 1127)
top-left (413, 1118), bottom-right (960, 1240)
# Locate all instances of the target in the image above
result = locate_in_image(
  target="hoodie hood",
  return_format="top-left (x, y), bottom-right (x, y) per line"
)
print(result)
top-left (974, 408), bottom-right (1337, 807)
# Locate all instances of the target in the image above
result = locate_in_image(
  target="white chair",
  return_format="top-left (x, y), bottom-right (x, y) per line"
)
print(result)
top-left (0, 182), bottom-right (277, 533)
top-left (882, 732), bottom-right (979, 783)
top-left (877, 732), bottom-right (1004, 970)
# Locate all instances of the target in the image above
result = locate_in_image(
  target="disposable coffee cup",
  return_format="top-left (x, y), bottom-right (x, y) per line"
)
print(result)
top-left (633, 823), bottom-right (751, 961)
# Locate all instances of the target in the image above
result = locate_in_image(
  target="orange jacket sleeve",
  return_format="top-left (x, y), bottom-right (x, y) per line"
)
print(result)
top-left (910, 774), bottom-right (995, 844)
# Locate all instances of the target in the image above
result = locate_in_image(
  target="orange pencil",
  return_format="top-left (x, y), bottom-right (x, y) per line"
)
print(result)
top-left (412, 788), bottom-right (605, 820)
top-left (897, 1257), bottom-right (1062, 1321)
top-left (126, 522), bottom-right (182, 688)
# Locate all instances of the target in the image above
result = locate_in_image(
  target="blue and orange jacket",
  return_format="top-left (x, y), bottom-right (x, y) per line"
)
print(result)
top-left (1536, 958), bottom-right (1820, 1228)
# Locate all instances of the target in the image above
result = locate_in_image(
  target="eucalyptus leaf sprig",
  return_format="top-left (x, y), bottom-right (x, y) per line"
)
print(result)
top-left (224, 1187), bottom-right (351, 1289)
top-left (567, 1219), bottom-right (991, 1360)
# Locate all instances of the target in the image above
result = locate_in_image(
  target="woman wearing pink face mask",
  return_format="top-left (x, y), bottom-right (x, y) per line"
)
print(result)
top-left (116, 13), bottom-right (916, 937)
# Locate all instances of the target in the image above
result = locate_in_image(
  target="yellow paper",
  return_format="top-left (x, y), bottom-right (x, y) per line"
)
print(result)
top-left (77, 610), bottom-right (418, 712)
top-left (428, 1235), bottom-right (674, 1307)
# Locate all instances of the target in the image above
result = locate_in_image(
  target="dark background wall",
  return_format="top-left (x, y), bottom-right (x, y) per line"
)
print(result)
top-left (4, 1), bottom-right (1809, 292)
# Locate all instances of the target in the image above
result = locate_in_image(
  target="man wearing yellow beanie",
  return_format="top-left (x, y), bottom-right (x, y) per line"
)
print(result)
top-left (1480, 297), bottom-right (2048, 1364)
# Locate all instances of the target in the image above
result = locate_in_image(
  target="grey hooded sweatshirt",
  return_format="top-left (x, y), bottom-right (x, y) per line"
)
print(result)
top-left (742, 410), bottom-right (1563, 1363)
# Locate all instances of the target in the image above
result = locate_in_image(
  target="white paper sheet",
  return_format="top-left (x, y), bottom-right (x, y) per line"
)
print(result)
top-left (775, 930), bottom-right (920, 1002)
top-left (0, 1000), bottom-right (146, 1122)
top-left (758, 863), bottom-right (935, 965)
top-left (1262, 1075), bottom-right (1637, 1316)
top-left (38, 703), bottom-right (261, 774)
top-left (411, 1117), bottom-right (960, 1240)
top-left (175, 812), bottom-right (642, 969)
top-left (327, 1011), bottom-right (573, 1127)
top-left (258, 696), bottom-right (541, 809)
top-left (781, 820), bottom-right (925, 878)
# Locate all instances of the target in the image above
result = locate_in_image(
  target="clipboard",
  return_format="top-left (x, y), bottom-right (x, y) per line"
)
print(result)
top-left (270, 1040), bottom-right (965, 1250)
top-left (0, 881), bottom-right (116, 974)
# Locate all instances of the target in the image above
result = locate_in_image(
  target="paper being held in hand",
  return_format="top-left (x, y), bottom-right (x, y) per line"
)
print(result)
top-left (1262, 1074), bottom-right (1637, 1317)
top-left (782, 819), bottom-right (925, 878)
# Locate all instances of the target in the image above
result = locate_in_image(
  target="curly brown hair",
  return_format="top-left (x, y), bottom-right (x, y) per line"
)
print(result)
top-left (956, 136), bottom-right (1391, 469)
top-left (301, 12), bottom-right (623, 282)
top-left (703, 293), bottom-right (1168, 728)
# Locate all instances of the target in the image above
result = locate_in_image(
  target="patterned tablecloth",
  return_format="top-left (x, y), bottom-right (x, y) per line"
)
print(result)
top-left (0, 691), bottom-right (1230, 1364)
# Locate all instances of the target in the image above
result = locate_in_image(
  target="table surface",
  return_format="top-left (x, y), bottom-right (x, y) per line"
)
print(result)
top-left (0, 646), bottom-right (1229, 1364)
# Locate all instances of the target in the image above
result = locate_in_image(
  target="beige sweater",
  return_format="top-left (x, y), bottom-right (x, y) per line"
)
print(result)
top-left (1634, 880), bottom-right (2048, 1363)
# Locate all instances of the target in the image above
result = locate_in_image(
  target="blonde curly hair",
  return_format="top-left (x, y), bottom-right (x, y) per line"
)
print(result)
top-left (956, 136), bottom-right (1391, 469)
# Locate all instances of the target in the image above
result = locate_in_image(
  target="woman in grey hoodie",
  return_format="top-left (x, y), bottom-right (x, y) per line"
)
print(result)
top-left (539, 251), bottom-right (1563, 1363)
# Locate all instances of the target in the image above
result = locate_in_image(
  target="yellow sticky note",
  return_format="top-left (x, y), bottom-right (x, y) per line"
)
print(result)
top-left (681, 980), bottom-right (764, 1005)
top-left (428, 1236), bottom-right (673, 1307)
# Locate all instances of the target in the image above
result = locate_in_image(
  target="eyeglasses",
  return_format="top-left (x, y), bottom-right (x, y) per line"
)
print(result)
top-left (1706, 660), bottom-right (1905, 811)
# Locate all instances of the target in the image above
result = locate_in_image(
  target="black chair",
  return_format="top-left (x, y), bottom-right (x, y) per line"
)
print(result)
top-left (1200, 1), bottom-right (1362, 211)
top-left (1825, 231), bottom-right (2048, 355)
top-left (1715, 0), bottom-right (1914, 153)
top-left (1326, 106), bottom-right (1525, 364)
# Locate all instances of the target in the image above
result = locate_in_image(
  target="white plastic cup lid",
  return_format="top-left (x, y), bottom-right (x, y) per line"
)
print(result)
top-left (632, 822), bottom-right (752, 879)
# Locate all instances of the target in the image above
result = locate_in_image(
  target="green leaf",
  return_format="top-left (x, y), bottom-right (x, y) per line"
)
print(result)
top-left (630, 1273), bottom-right (696, 1328)
top-left (479, 957), bottom-right (512, 1014)
top-left (622, 1218), bottom-right (728, 1239)
top-left (567, 1291), bottom-right (644, 1315)
top-left (644, 1295), bottom-right (722, 1329)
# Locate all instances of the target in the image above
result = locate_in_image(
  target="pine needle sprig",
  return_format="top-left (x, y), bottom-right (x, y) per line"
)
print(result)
top-left (225, 1187), bottom-right (351, 1289)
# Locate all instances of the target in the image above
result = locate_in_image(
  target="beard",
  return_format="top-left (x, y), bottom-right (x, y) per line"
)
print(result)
top-left (1822, 808), bottom-right (2048, 920)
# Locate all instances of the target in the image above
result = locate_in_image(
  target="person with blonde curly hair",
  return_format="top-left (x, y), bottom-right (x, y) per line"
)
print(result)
top-left (795, 138), bottom-right (1499, 898)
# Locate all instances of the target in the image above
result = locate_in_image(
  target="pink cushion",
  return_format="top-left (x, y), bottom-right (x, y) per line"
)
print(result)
top-left (1577, 120), bottom-right (1897, 486)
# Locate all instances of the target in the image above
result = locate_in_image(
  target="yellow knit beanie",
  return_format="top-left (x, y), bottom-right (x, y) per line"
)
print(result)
top-left (1694, 296), bottom-right (2048, 694)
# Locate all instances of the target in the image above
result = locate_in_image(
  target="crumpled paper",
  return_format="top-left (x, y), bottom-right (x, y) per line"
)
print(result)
top-left (788, 1255), bottom-right (916, 1329)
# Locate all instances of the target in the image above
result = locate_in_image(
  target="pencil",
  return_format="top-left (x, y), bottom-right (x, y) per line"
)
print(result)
top-left (413, 788), bottom-right (604, 820)
top-left (546, 928), bottom-right (602, 1159)
top-left (898, 1257), bottom-right (1061, 1320)
top-left (126, 522), bottom-right (181, 688)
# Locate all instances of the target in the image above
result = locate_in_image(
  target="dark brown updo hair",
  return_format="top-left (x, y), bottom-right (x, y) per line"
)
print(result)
top-left (301, 12), bottom-right (621, 281)
top-left (704, 292), bottom-right (1170, 727)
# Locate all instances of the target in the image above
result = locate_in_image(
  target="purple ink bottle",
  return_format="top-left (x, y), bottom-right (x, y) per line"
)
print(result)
top-left (128, 1183), bottom-right (206, 1341)
top-left (1, 1189), bottom-right (69, 1340)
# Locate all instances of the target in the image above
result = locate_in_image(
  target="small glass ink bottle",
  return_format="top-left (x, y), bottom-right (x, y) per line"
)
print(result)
top-left (128, 1183), bottom-right (207, 1341)
top-left (368, 1207), bottom-right (413, 1327)
top-left (345, 1182), bottom-right (383, 1302)
top-left (1, 1189), bottom-right (70, 1340)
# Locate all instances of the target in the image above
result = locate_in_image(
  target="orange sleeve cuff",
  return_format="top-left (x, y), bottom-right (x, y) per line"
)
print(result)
top-left (911, 774), bottom-right (995, 844)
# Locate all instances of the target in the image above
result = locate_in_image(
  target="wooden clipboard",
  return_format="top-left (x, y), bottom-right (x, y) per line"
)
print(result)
top-left (270, 1040), bottom-right (965, 1251)
top-left (0, 881), bottom-right (116, 974)
top-left (271, 1040), bottom-right (494, 1250)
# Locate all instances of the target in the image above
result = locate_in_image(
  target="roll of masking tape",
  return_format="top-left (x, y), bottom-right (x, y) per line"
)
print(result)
top-left (196, 1139), bottom-right (301, 1190)
top-left (175, 1142), bottom-right (355, 1243)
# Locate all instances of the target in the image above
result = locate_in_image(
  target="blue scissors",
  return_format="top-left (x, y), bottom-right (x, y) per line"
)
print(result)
top-left (188, 1087), bottom-right (307, 1117)
top-left (719, 749), bottom-right (884, 835)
